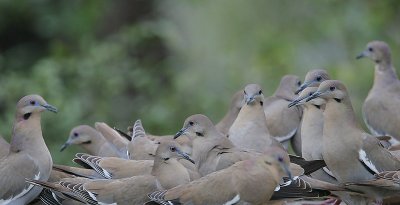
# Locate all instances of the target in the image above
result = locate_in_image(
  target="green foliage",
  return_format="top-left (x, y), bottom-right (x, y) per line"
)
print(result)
top-left (0, 0), bottom-right (399, 164)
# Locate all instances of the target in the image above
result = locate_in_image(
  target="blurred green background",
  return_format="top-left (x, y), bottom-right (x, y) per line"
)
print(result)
top-left (0, 0), bottom-right (399, 165)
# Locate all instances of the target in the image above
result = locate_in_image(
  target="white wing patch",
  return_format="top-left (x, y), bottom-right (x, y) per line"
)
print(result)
top-left (274, 128), bottom-right (297, 143)
top-left (364, 118), bottom-right (382, 137)
top-left (322, 167), bottom-right (336, 179)
top-left (87, 190), bottom-right (116, 205)
top-left (388, 137), bottom-right (400, 146)
top-left (359, 149), bottom-right (379, 174)
top-left (0, 172), bottom-right (40, 204)
top-left (51, 191), bottom-right (61, 204)
top-left (364, 117), bottom-right (400, 146)
top-left (87, 190), bottom-right (97, 201)
top-left (102, 169), bottom-right (112, 179)
top-left (281, 179), bottom-right (293, 187)
top-left (363, 118), bottom-right (400, 146)
top-left (223, 194), bottom-right (240, 205)
top-left (275, 176), bottom-right (297, 192)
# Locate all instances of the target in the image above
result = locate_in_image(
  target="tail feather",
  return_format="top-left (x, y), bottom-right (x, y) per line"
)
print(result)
top-left (38, 189), bottom-right (62, 205)
top-left (73, 153), bottom-right (111, 179)
top-left (132, 119), bottom-right (146, 139)
top-left (26, 178), bottom-right (89, 205)
top-left (53, 164), bottom-right (103, 179)
top-left (147, 190), bottom-right (176, 205)
top-left (272, 177), bottom-right (330, 200)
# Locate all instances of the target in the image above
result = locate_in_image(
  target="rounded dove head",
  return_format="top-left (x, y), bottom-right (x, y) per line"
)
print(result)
top-left (299, 87), bottom-right (326, 106)
top-left (312, 80), bottom-right (348, 102)
top-left (243, 83), bottom-right (264, 105)
top-left (60, 125), bottom-right (98, 151)
top-left (174, 114), bottom-right (215, 140)
top-left (259, 146), bottom-right (291, 179)
top-left (279, 75), bottom-right (302, 94)
top-left (304, 69), bottom-right (330, 85)
top-left (155, 141), bottom-right (195, 164)
top-left (296, 69), bottom-right (330, 95)
top-left (16, 94), bottom-right (58, 116)
top-left (356, 41), bottom-right (391, 64)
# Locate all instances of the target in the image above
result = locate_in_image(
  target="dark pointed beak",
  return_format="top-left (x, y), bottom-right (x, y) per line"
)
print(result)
top-left (280, 163), bottom-right (292, 180)
top-left (174, 126), bottom-right (189, 139)
top-left (356, 51), bottom-right (366, 59)
top-left (288, 100), bottom-right (299, 108)
top-left (60, 142), bottom-right (70, 152)
top-left (305, 91), bottom-right (322, 102)
top-left (245, 95), bottom-right (255, 105)
top-left (288, 92), bottom-right (314, 108)
top-left (295, 81), bottom-right (313, 95)
top-left (42, 104), bottom-right (58, 113)
top-left (176, 149), bottom-right (195, 164)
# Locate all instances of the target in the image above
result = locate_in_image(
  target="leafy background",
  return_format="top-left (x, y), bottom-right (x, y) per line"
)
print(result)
top-left (0, 0), bottom-right (399, 164)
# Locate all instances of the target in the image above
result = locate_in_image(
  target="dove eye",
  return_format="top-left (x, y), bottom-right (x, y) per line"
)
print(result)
top-left (330, 86), bottom-right (335, 91)
top-left (277, 156), bottom-right (284, 162)
top-left (195, 132), bottom-right (203, 137)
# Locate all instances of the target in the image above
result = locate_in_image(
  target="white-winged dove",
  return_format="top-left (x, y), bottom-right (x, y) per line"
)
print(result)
top-left (296, 69), bottom-right (331, 95)
top-left (147, 147), bottom-right (292, 205)
top-left (72, 146), bottom-right (200, 181)
top-left (174, 114), bottom-right (324, 177)
top-left (27, 141), bottom-right (194, 205)
top-left (174, 114), bottom-right (263, 176)
top-left (357, 41), bottom-right (400, 146)
top-left (264, 75), bottom-right (303, 151)
top-left (289, 87), bottom-right (337, 184)
top-left (0, 95), bottom-right (57, 205)
top-left (228, 84), bottom-right (283, 153)
top-left (305, 80), bottom-right (400, 202)
top-left (60, 125), bottom-right (121, 157)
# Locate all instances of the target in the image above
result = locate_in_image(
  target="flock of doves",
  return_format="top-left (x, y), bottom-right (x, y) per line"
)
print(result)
top-left (1, 40), bottom-right (400, 205)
